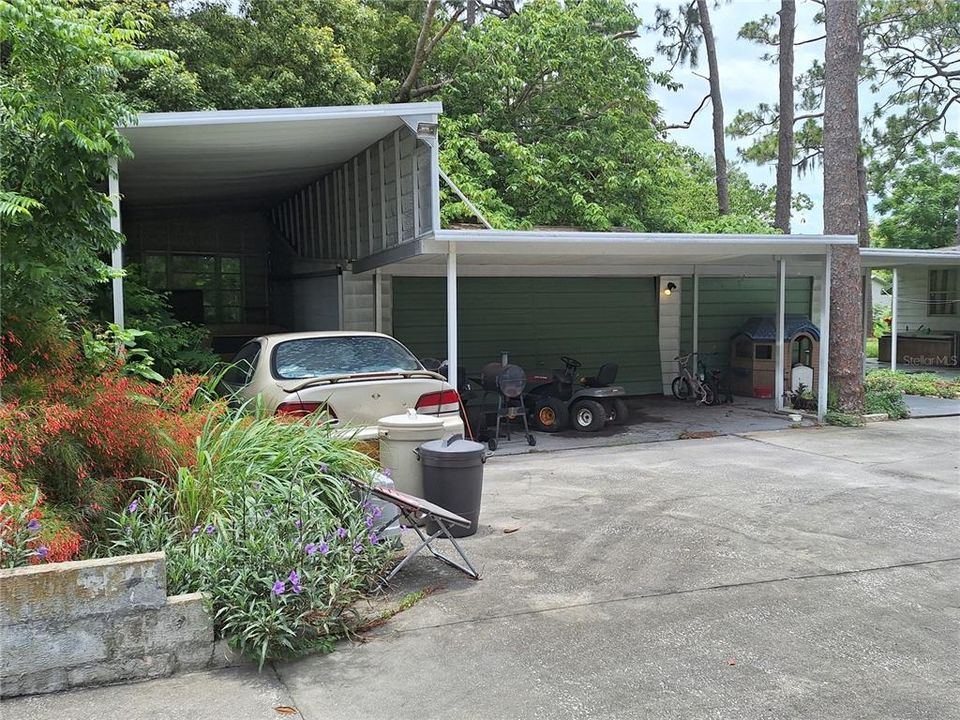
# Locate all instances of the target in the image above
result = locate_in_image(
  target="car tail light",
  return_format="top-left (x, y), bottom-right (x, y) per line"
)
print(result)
top-left (415, 389), bottom-right (460, 415)
top-left (275, 400), bottom-right (335, 419)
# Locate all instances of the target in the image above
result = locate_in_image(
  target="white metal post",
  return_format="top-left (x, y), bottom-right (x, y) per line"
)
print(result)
top-left (692, 270), bottom-right (700, 358)
top-left (775, 258), bottom-right (786, 411)
top-left (817, 248), bottom-right (832, 420)
top-left (108, 157), bottom-right (124, 328)
top-left (891, 267), bottom-right (899, 372)
top-left (446, 245), bottom-right (458, 383)
top-left (374, 269), bottom-right (383, 333)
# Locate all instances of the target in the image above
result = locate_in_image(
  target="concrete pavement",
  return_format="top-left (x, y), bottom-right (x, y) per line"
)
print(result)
top-left (5, 417), bottom-right (959, 719)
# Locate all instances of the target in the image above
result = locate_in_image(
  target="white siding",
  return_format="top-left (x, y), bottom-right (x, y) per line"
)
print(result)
top-left (894, 266), bottom-right (960, 333)
top-left (658, 275), bottom-right (682, 395)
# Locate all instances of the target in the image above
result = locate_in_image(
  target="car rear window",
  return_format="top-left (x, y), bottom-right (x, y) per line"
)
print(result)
top-left (272, 336), bottom-right (421, 379)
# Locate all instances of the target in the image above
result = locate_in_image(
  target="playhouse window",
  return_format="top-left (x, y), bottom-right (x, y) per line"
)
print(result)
top-left (755, 344), bottom-right (773, 360)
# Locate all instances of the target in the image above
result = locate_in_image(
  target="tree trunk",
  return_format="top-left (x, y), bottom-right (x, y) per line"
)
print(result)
top-left (466, 0), bottom-right (476, 28)
top-left (696, 0), bottom-right (728, 215)
top-left (775, 0), bottom-right (795, 233)
top-left (823, 0), bottom-right (864, 413)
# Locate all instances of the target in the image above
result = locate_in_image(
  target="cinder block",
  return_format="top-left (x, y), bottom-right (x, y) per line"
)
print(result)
top-left (0, 553), bottom-right (166, 626)
top-left (65, 653), bottom-right (176, 690)
top-left (0, 617), bottom-right (110, 675)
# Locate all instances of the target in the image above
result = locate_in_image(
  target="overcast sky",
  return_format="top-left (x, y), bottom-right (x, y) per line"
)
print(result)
top-left (630, 0), bottom-right (829, 233)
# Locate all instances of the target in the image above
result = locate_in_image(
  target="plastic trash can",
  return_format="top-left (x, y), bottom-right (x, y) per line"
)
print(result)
top-left (417, 434), bottom-right (487, 537)
top-left (378, 410), bottom-right (445, 497)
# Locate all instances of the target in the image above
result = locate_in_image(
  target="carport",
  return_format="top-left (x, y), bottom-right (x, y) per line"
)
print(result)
top-left (110, 102), bottom-right (858, 419)
top-left (355, 228), bottom-right (857, 419)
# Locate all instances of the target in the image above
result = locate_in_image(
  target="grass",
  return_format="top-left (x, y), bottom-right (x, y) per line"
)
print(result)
top-left (865, 369), bottom-right (960, 399)
top-left (865, 337), bottom-right (879, 359)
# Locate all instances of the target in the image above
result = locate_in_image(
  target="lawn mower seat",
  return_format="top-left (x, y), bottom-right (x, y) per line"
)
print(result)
top-left (583, 363), bottom-right (618, 387)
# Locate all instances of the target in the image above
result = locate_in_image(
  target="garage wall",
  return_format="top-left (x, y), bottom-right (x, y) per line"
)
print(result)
top-left (392, 277), bottom-right (662, 395)
top-left (894, 266), bottom-right (960, 333)
top-left (679, 276), bottom-right (814, 369)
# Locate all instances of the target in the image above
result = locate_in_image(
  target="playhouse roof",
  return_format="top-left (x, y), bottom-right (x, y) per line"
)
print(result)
top-left (732, 316), bottom-right (820, 342)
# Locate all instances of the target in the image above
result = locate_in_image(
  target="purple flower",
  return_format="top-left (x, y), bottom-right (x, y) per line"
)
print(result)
top-left (319, 463), bottom-right (329, 474)
top-left (26, 519), bottom-right (40, 532)
top-left (288, 570), bottom-right (303, 594)
top-left (205, 524), bottom-right (215, 535)
top-left (127, 500), bottom-right (138, 513)
top-left (305, 542), bottom-right (318, 556)
top-left (368, 532), bottom-right (379, 545)
top-left (372, 506), bottom-right (383, 520)
top-left (382, 467), bottom-right (392, 478)
top-left (365, 515), bottom-right (374, 528)
top-left (294, 519), bottom-right (302, 529)
top-left (336, 527), bottom-right (348, 539)
top-left (319, 542), bottom-right (330, 555)
top-left (271, 580), bottom-right (286, 595)
top-left (191, 526), bottom-right (201, 536)
top-left (35, 546), bottom-right (49, 559)
top-left (353, 542), bottom-right (363, 554)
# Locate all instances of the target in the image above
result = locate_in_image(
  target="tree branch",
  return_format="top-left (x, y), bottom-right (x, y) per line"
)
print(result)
top-left (663, 93), bottom-right (711, 129)
top-left (795, 34), bottom-right (825, 46)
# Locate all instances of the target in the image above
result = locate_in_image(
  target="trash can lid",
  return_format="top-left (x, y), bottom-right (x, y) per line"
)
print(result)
top-left (378, 409), bottom-right (445, 430)
top-left (419, 434), bottom-right (486, 460)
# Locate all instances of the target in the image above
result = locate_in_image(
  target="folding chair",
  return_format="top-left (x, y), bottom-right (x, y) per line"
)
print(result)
top-left (350, 479), bottom-right (480, 584)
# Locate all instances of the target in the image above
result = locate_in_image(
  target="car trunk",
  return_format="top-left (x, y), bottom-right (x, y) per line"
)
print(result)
top-left (285, 376), bottom-right (456, 428)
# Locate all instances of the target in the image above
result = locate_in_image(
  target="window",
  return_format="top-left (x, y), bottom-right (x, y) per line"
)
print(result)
top-left (223, 342), bottom-right (261, 387)
top-left (755, 344), bottom-right (773, 360)
top-left (272, 336), bottom-right (420, 380)
top-left (142, 253), bottom-right (245, 323)
top-left (929, 269), bottom-right (958, 316)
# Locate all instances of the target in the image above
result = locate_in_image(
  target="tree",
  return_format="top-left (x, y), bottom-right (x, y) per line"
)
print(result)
top-left (434, 0), bottom-right (773, 233)
top-left (0, 0), bottom-right (167, 322)
top-left (775, 0), bottom-right (795, 233)
top-left (121, 0), bottom-right (376, 112)
top-left (873, 134), bottom-right (960, 249)
top-left (823, 0), bottom-right (865, 413)
top-left (651, 0), bottom-right (730, 215)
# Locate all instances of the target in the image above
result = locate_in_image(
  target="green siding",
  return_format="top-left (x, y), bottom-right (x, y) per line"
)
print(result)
top-left (679, 276), bottom-right (813, 369)
top-left (392, 277), bottom-right (661, 395)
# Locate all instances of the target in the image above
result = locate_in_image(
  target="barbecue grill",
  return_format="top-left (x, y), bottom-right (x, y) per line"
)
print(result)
top-left (478, 361), bottom-right (536, 450)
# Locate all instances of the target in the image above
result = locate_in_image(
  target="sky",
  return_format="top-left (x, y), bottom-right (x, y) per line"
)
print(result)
top-left (630, 0), bottom-right (829, 233)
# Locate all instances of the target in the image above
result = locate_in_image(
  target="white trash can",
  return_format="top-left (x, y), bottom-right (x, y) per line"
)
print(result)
top-left (377, 410), bottom-right (445, 498)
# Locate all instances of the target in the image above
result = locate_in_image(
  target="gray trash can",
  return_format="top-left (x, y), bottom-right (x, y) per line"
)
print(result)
top-left (417, 434), bottom-right (487, 537)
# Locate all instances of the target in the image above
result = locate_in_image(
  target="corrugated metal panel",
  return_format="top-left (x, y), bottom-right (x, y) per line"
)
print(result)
top-left (392, 277), bottom-right (661, 395)
top-left (679, 276), bottom-right (813, 368)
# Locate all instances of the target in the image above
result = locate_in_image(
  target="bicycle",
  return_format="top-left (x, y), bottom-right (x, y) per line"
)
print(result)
top-left (671, 352), bottom-right (715, 405)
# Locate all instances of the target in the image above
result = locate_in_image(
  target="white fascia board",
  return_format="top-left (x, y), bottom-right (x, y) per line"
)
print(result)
top-left (860, 248), bottom-right (960, 267)
top-left (128, 102), bottom-right (443, 128)
top-left (423, 229), bottom-right (856, 258)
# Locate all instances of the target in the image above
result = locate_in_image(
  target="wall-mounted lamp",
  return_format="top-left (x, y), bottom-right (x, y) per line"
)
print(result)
top-left (416, 122), bottom-right (439, 140)
top-left (663, 282), bottom-right (677, 296)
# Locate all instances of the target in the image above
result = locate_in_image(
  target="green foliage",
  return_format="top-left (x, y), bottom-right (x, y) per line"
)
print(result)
top-left (0, 487), bottom-right (45, 568)
top-left (120, 0), bottom-right (375, 111)
top-left (865, 370), bottom-right (960, 399)
top-left (871, 134), bottom-right (960, 249)
top-left (94, 267), bottom-right (220, 377)
top-left (863, 375), bottom-right (911, 419)
top-left (81, 324), bottom-right (165, 383)
top-left (104, 405), bottom-right (391, 666)
top-left (0, 0), bottom-right (168, 322)
top-left (824, 410), bottom-right (864, 427)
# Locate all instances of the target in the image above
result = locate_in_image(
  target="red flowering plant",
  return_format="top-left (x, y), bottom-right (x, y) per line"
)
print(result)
top-left (0, 321), bottom-right (220, 566)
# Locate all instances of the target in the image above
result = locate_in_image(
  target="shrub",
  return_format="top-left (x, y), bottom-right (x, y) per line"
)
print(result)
top-left (864, 374), bottom-right (911, 420)
top-left (103, 405), bottom-right (393, 666)
top-left (866, 369), bottom-right (960, 399)
top-left (1, 474), bottom-right (83, 567)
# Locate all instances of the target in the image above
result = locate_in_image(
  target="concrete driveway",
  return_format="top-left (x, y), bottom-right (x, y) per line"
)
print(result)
top-left (9, 418), bottom-right (959, 719)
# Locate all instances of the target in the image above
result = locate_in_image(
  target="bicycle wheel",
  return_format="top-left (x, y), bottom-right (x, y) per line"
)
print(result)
top-left (672, 376), bottom-right (692, 400)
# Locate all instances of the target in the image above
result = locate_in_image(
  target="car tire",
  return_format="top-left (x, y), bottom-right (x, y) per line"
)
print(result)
top-left (571, 399), bottom-right (606, 432)
top-left (530, 397), bottom-right (569, 432)
top-left (606, 398), bottom-right (629, 425)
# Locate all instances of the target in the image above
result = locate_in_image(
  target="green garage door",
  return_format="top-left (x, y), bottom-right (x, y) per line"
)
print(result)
top-left (392, 277), bottom-right (661, 395)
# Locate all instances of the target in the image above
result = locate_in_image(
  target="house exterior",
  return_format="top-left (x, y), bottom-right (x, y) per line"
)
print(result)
top-left (109, 103), bottom-right (960, 418)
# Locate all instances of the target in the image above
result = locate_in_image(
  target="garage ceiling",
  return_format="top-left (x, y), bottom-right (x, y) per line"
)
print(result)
top-left (118, 103), bottom-right (441, 207)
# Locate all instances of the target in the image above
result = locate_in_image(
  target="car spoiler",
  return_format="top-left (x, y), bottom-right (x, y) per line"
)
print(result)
top-left (280, 369), bottom-right (447, 393)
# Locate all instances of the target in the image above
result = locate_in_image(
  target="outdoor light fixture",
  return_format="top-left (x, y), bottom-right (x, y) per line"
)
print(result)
top-left (416, 122), bottom-right (439, 139)
top-left (663, 282), bottom-right (677, 296)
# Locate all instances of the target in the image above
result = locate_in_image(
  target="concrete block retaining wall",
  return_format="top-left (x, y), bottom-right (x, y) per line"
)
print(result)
top-left (0, 552), bottom-right (233, 698)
